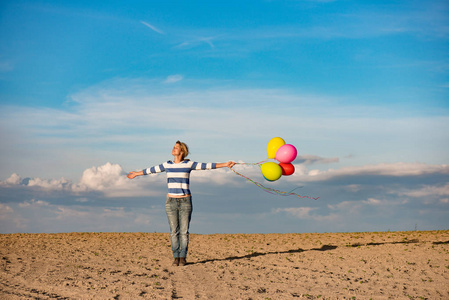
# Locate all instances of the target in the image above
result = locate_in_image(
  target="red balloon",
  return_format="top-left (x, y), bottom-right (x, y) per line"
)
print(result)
top-left (279, 163), bottom-right (295, 176)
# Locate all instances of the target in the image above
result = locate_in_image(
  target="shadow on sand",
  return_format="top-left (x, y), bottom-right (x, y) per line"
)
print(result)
top-left (347, 239), bottom-right (420, 247)
top-left (194, 238), bottom-right (436, 265)
top-left (195, 244), bottom-right (338, 264)
top-left (432, 240), bottom-right (449, 245)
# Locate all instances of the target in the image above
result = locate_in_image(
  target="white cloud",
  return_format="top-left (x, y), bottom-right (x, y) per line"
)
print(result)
top-left (343, 184), bottom-right (362, 192)
top-left (0, 203), bottom-right (14, 217)
top-left (274, 207), bottom-right (338, 221)
top-left (361, 198), bottom-right (384, 206)
top-left (275, 206), bottom-right (315, 218)
top-left (140, 21), bottom-right (164, 34)
top-left (0, 162), bottom-right (162, 198)
top-left (3, 173), bottom-right (21, 185)
top-left (52, 206), bottom-right (137, 221)
top-left (295, 154), bottom-right (339, 165)
top-left (27, 177), bottom-right (71, 190)
top-left (19, 199), bottom-right (50, 208)
top-left (73, 162), bottom-right (128, 194)
top-left (327, 200), bottom-right (363, 214)
top-left (398, 183), bottom-right (449, 198)
top-left (174, 36), bottom-right (216, 49)
top-left (200, 37), bottom-right (215, 48)
top-left (0, 173), bottom-right (72, 191)
top-left (301, 163), bottom-right (449, 182)
top-left (75, 197), bottom-right (89, 203)
top-left (327, 196), bottom-right (409, 216)
top-left (0, 203), bottom-right (27, 231)
top-left (163, 74), bottom-right (184, 84)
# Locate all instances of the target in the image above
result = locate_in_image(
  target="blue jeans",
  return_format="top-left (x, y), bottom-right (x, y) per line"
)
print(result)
top-left (165, 196), bottom-right (193, 258)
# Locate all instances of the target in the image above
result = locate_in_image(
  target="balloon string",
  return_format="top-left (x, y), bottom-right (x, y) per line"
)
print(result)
top-left (235, 159), bottom-right (270, 166)
top-left (230, 167), bottom-right (319, 200)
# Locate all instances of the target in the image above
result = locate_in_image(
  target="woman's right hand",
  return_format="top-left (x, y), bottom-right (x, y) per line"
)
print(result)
top-left (127, 171), bottom-right (138, 179)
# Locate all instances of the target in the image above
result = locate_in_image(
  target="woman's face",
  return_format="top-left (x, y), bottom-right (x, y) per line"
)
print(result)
top-left (172, 143), bottom-right (183, 157)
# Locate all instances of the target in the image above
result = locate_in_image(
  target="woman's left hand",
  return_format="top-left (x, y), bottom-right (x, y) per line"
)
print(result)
top-left (226, 161), bottom-right (236, 168)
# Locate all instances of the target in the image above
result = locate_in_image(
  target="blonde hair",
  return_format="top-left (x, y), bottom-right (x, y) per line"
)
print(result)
top-left (176, 140), bottom-right (189, 160)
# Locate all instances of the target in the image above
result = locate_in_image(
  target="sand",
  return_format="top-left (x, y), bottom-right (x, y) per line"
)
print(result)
top-left (1, 230), bottom-right (448, 299)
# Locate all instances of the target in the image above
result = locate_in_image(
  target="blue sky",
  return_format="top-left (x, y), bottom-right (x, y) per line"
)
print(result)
top-left (1, 0), bottom-right (448, 234)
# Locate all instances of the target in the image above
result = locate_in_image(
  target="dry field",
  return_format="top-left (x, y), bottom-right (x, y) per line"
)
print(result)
top-left (1, 230), bottom-right (448, 299)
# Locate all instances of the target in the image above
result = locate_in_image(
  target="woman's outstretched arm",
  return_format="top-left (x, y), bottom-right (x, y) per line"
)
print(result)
top-left (127, 170), bottom-right (143, 179)
top-left (128, 162), bottom-right (167, 179)
top-left (216, 161), bottom-right (235, 169)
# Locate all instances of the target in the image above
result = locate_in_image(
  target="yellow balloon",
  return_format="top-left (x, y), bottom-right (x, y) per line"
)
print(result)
top-left (260, 162), bottom-right (282, 181)
top-left (266, 137), bottom-right (285, 159)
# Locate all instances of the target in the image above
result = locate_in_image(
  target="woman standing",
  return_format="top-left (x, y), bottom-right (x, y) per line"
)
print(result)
top-left (127, 141), bottom-right (235, 266)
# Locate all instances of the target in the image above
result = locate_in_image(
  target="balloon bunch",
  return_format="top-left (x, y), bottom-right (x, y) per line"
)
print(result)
top-left (231, 137), bottom-right (319, 200)
top-left (262, 137), bottom-right (297, 181)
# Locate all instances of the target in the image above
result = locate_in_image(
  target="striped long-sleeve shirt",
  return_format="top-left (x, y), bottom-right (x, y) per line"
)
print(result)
top-left (143, 160), bottom-right (217, 196)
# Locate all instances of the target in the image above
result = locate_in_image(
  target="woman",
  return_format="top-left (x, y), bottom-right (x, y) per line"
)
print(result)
top-left (127, 141), bottom-right (235, 266)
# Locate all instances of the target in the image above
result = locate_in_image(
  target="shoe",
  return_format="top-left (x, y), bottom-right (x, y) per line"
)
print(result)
top-left (179, 258), bottom-right (187, 266)
top-left (172, 258), bottom-right (180, 266)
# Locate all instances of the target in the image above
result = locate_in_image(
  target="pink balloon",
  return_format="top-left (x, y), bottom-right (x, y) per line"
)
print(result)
top-left (275, 144), bottom-right (297, 163)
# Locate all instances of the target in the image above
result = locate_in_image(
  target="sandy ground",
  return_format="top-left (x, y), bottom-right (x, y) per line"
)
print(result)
top-left (1, 231), bottom-right (448, 299)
